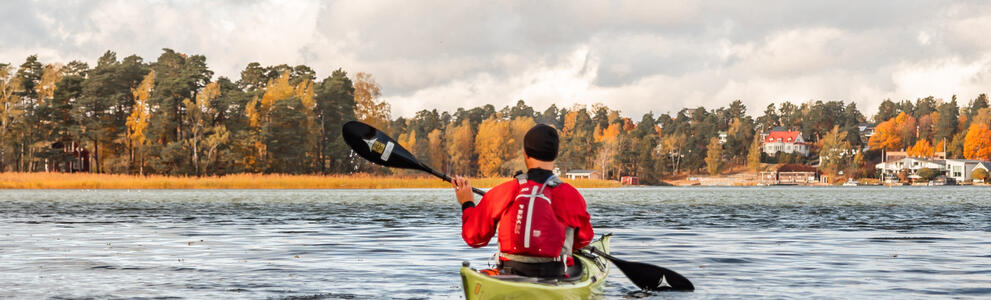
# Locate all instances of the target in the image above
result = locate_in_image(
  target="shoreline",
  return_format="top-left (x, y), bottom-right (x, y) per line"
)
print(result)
top-left (0, 172), bottom-right (621, 189)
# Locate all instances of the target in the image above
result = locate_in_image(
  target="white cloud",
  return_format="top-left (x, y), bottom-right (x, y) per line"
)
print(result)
top-left (3, 0), bottom-right (991, 119)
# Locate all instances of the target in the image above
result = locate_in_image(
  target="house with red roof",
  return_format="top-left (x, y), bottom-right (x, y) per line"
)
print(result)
top-left (762, 130), bottom-right (809, 157)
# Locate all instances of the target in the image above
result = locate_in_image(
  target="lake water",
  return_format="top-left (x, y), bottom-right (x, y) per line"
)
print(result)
top-left (1, 187), bottom-right (989, 299)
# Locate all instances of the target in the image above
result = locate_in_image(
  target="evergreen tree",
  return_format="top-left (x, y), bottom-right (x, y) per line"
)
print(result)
top-left (263, 97), bottom-right (308, 173)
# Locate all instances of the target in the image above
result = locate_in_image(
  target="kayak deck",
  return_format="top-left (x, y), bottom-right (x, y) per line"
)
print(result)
top-left (460, 234), bottom-right (611, 300)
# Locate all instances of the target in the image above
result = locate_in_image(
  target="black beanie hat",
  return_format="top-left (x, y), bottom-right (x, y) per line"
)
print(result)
top-left (524, 124), bottom-right (559, 161)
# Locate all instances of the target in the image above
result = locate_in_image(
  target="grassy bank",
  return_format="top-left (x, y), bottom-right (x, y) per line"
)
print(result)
top-left (0, 172), bottom-right (621, 189)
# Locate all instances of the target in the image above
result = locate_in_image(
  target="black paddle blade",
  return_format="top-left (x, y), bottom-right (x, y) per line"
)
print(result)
top-left (342, 121), bottom-right (424, 171)
top-left (611, 257), bottom-right (694, 292)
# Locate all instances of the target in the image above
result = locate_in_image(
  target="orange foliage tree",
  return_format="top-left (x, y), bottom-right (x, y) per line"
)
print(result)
top-left (907, 139), bottom-right (934, 158)
top-left (869, 112), bottom-right (916, 151)
top-left (963, 123), bottom-right (991, 160)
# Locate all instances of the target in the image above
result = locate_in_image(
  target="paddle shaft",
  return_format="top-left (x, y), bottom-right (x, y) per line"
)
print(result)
top-left (422, 165), bottom-right (486, 196)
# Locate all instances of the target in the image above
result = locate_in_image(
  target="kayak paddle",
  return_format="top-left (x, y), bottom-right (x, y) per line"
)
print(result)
top-left (580, 247), bottom-right (694, 292)
top-left (341, 120), bottom-right (486, 196)
top-left (344, 120), bottom-right (693, 291)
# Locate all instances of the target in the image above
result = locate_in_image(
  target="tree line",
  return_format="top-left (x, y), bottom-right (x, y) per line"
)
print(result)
top-left (2, 50), bottom-right (991, 183)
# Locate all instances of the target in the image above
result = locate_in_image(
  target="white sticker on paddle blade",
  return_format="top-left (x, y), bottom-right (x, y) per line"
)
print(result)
top-left (381, 141), bottom-right (394, 161)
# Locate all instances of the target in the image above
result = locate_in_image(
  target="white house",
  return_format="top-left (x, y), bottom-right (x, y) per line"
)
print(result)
top-left (944, 159), bottom-right (991, 182)
top-left (945, 159), bottom-right (984, 182)
top-left (875, 157), bottom-right (946, 177)
top-left (762, 130), bottom-right (809, 156)
top-left (565, 169), bottom-right (601, 180)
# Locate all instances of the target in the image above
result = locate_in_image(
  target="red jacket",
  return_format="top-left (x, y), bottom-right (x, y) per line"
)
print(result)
top-left (461, 176), bottom-right (593, 254)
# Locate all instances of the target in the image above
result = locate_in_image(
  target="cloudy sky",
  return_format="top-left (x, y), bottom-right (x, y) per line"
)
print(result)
top-left (3, 0), bottom-right (991, 118)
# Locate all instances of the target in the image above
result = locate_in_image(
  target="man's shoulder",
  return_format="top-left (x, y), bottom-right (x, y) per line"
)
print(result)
top-left (551, 182), bottom-right (581, 195)
top-left (488, 179), bottom-right (521, 194)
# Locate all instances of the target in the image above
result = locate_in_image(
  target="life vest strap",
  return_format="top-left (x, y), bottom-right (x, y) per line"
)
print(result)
top-left (499, 252), bottom-right (562, 262)
top-left (514, 171), bottom-right (563, 187)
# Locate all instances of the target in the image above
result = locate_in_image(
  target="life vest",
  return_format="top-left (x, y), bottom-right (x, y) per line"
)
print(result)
top-left (497, 173), bottom-right (572, 260)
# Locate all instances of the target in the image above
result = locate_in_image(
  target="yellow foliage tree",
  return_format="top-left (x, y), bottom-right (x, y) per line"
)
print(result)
top-left (594, 123), bottom-right (621, 143)
top-left (475, 117), bottom-right (512, 177)
top-left (705, 137), bottom-right (723, 175)
top-left (244, 71), bottom-right (317, 171)
top-left (502, 117), bottom-right (536, 172)
top-left (907, 139), bottom-right (935, 158)
top-left (427, 128), bottom-right (445, 172)
top-left (445, 120), bottom-right (474, 175)
top-left (353, 72), bottom-right (391, 132)
top-left (36, 64), bottom-right (63, 103)
top-left (963, 123), bottom-right (991, 160)
top-left (259, 71), bottom-right (294, 114)
top-left (819, 126), bottom-right (852, 176)
top-left (747, 133), bottom-right (762, 172)
top-left (127, 70), bottom-right (155, 174)
top-left (183, 81), bottom-right (221, 175)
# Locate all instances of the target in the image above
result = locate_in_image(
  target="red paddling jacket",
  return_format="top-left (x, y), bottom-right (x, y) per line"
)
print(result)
top-left (461, 169), bottom-right (593, 261)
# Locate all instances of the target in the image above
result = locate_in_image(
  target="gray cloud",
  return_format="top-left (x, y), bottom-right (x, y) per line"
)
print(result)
top-left (2, 0), bottom-right (990, 118)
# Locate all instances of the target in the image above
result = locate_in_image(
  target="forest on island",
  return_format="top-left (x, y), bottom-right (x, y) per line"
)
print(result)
top-left (2, 49), bottom-right (991, 183)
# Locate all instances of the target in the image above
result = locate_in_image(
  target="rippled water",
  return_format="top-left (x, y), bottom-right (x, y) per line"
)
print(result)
top-left (1, 187), bottom-right (989, 299)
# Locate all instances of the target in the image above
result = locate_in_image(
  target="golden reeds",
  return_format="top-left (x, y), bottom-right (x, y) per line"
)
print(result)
top-left (0, 172), bottom-right (621, 189)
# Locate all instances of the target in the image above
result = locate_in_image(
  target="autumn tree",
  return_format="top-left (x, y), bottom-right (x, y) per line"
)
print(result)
top-left (663, 133), bottom-right (687, 173)
top-left (559, 106), bottom-right (595, 171)
top-left (819, 126), bottom-right (852, 175)
top-left (183, 81), bottom-right (221, 175)
top-left (353, 72), bottom-right (391, 133)
top-left (594, 123), bottom-right (622, 179)
top-left (427, 128), bottom-right (445, 171)
top-left (147, 49), bottom-right (211, 174)
top-left (907, 139), bottom-right (935, 158)
top-left (963, 123), bottom-right (991, 160)
top-left (705, 137), bottom-right (722, 175)
top-left (726, 117), bottom-right (754, 163)
top-left (127, 70), bottom-right (155, 174)
top-left (445, 120), bottom-right (475, 176)
top-left (503, 117), bottom-right (536, 173)
top-left (869, 112), bottom-right (917, 151)
top-left (973, 168), bottom-right (988, 183)
top-left (747, 133), bottom-right (762, 172)
top-left (475, 117), bottom-right (512, 177)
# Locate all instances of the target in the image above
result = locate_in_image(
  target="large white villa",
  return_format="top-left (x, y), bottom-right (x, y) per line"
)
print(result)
top-left (876, 157), bottom-right (991, 182)
top-left (762, 130), bottom-right (809, 156)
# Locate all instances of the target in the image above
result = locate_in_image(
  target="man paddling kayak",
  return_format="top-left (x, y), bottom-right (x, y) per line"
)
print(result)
top-left (452, 124), bottom-right (593, 278)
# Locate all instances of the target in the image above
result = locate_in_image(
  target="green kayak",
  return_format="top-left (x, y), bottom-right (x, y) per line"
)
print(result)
top-left (460, 234), bottom-right (611, 300)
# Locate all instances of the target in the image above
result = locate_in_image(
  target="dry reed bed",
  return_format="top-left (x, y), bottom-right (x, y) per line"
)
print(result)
top-left (0, 172), bottom-right (621, 189)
